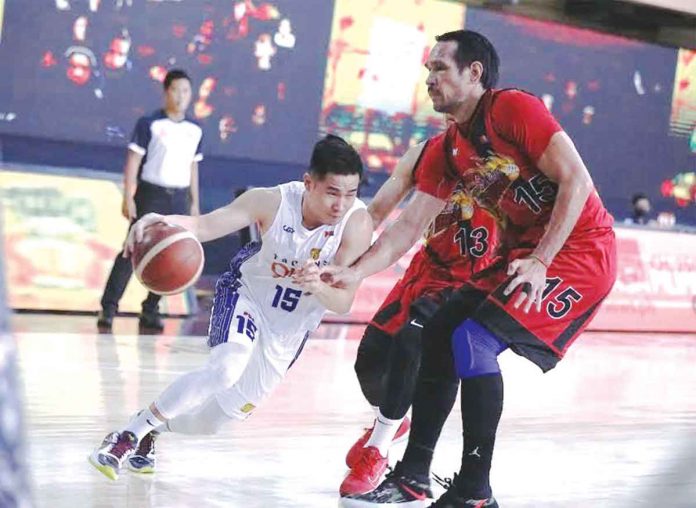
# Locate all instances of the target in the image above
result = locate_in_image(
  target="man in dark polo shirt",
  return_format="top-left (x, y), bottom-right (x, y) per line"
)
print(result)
top-left (98, 69), bottom-right (204, 333)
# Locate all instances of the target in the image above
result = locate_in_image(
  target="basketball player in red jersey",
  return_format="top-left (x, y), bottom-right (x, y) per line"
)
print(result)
top-left (340, 140), bottom-right (498, 496)
top-left (333, 30), bottom-right (617, 507)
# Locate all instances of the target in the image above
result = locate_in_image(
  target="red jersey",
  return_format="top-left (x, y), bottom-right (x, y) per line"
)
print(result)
top-left (412, 140), bottom-right (499, 283)
top-left (415, 89), bottom-right (614, 251)
top-left (368, 135), bottom-right (499, 337)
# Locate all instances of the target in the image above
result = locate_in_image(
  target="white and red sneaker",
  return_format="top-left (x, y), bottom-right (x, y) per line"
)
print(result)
top-left (346, 416), bottom-right (411, 469)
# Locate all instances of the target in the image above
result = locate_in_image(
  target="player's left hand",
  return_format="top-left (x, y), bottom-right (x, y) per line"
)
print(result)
top-left (504, 257), bottom-right (548, 313)
top-left (292, 260), bottom-right (323, 293)
top-left (319, 265), bottom-right (357, 289)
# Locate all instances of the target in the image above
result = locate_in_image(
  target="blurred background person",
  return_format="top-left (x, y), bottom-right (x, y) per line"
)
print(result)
top-left (626, 192), bottom-right (653, 225)
top-left (97, 69), bottom-right (204, 333)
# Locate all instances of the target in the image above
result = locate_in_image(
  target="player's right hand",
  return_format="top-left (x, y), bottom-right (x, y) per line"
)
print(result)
top-left (123, 213), bottom-right (165, 258)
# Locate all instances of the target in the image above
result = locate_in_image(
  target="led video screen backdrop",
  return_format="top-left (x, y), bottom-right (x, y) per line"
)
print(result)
top-left (318, 0), bottom-right (466, 173)
top-left (464, 8), bottom-right (695, 219)
top-left (0, 0), bottom-right (333, 164)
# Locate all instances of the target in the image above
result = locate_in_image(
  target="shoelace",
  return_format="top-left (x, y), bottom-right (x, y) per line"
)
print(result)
top-left (138, 432), bottom-right (156, 456)
top-left (110, 433), bottom-right (135, 459)
top-left (353, 448), bottom-right (384, 477)
top-left (430, 472), bottom-right (466, 506)
top-left (431, 472), bottom-right (454, 490)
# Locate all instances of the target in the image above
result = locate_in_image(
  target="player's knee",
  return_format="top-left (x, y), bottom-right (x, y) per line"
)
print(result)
top-left (392, 325), bottom-right (421, 359)
top-left (354, 326), bottom-right (389, 379)
top-left (209, 341), bottom-right (253, 388)
top-left (451, 319), bottom-right (507, 379)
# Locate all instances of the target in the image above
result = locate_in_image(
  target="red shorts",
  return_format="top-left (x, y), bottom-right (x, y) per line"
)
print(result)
top-left (467, 228), bottom-right (617, 371)
top-left (370, 253), bottom-right (461, 337)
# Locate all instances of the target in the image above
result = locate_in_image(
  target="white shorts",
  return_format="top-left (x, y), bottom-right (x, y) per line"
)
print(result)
top-left (207, 284), bottom-right (309, 420)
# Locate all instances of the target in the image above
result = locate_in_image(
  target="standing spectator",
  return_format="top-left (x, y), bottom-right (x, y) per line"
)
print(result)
top-left (97, 69), bottom-right (203, 333)
top-left (626, 192), bottom-right (653, 225)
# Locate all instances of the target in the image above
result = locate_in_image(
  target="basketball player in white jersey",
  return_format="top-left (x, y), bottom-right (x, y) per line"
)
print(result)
top-left (89, 135), bottom-right (373, 481)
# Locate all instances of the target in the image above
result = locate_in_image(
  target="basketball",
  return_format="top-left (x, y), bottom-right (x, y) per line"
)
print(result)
top-left (131, 222), bottom-right (204, 295)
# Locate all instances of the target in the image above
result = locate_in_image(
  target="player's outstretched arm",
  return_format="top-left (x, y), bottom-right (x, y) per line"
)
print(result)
top-left (125, 187), bottom-right (279, 256)
top-left (293, 208), bottom-right (373, 314)
top-left (323, 191), bottom-right (446, 287)
top-left (367, 142), bottom-right (425, 229)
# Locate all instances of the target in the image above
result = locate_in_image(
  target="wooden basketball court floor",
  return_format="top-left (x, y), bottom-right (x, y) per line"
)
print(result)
top-left (10, 314), bottom-right (696, 507)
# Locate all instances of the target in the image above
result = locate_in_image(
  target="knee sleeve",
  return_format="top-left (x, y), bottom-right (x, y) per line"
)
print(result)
top-left (451, 319), bottom-right (507, 379)
top-left (354, 325), bottom-right (392, 406)
top-left (380, 325), bottom-right (422, 419)
top-left (208, 340), bottom-right (254, 388)
top-left (168, 397), bottom-right (232, 435)
top-left (155, 340), bottom-right (253, 419)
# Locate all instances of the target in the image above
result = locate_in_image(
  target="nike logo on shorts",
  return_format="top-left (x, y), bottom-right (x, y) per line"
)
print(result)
top-left (410, 319), bottom-right (424, 329)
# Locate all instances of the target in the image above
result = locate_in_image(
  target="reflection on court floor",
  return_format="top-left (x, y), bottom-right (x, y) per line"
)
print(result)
top-left (13, 315), bottom-right (696, 507)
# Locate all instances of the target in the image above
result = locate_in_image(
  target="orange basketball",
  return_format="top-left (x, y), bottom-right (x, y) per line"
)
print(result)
top-left (131, 222), bottom-right (204, 295)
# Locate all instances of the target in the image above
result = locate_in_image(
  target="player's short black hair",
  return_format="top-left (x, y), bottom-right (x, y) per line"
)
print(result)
top-left (435, 30), bottom-right (500, 89)
top-left (163, 69), bottom-right (191, 90)
top-left (631, 192), bottom-right (649, 205)
top-left (309, 134), bottom-right (363, 180)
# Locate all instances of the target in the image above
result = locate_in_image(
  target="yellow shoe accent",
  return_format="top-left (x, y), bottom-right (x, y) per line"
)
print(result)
top-left (88, 454), bottom-right (118, 481)
top-left (129, 465), bottom-right (154, 474)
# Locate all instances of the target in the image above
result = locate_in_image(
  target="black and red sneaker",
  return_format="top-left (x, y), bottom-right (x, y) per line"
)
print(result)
top-left (340, 462), bottom-right (433, 507)
top-left (429, 473), bottom-right (498, 507)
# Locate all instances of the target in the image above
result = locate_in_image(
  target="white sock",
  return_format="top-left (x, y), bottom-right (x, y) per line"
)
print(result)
top-left (124, 407), bottom-right (165, 442)
top-left (371, 405), bottom-right (380, 419)
top-left (365, 410), bottom-right (403, 457)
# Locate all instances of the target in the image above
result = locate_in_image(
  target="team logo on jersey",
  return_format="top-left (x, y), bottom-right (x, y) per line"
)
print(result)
top-left (271, 253), bottom-right (328, 278)
top-left (426, 184), bottom-right (474, 241)
top-left (283, 225), bottom-right (295, 234)
top-left (463, 153), bottom-right (520, 222)
top-left (240, 403), bottom-right (256, 414)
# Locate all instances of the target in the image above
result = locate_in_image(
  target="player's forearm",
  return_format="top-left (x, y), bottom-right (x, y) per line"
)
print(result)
top-left (312, 283), bottom-right (356, 314)
top-left (533, 175), bottom-right (592, 265)
top-left (352, 218), bottom-right (422, 280)
top-left (367, 183), bottom-right (407, 229)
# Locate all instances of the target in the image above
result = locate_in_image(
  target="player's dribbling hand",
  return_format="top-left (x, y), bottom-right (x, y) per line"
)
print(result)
top-left (319, 265), bottom-right (357, 289)
top-left (504, 256), bottom-right (548, 313)
top-left (292, 260), bottom-right (322, 293)
top-left (123, 213), bottom-right (166, 258)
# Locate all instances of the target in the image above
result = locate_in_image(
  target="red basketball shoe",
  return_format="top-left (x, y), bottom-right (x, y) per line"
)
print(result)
top-left (346, 416), bottom-right (411, 469)
top-left (340, 446), bottom-right (388, 496)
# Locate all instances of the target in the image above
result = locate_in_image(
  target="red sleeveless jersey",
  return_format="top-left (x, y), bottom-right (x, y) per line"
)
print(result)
top-left (415, 89), bottom-right (614, 251)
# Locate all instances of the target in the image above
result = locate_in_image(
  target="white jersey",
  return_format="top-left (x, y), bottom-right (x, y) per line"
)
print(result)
top-left (231, 181), bottom-right (365, 336)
